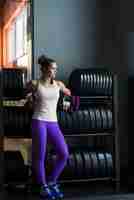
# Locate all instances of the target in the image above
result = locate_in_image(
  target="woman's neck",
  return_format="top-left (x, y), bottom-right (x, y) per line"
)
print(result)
top-left (40, 75), bottom-right (53, 85)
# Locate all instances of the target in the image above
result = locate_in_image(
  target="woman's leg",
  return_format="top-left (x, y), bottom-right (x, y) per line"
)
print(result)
top-left (46, 121), bottom-right (69, 183)
top-left (31, 119), bottom-right (47, 185)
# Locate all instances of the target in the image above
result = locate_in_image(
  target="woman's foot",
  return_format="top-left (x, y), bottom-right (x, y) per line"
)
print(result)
top-left (48, 182), bottom-right (64, 199)
top-left (40, 184), bottom-right (56, 200)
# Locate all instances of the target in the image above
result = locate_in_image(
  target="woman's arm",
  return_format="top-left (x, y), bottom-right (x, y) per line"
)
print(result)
top-left (57, 80), bottom-right (71, 96)
top-left (57, 80), bottom-right (72, 111)
top-left (24, 80), bottom-right (37, 109)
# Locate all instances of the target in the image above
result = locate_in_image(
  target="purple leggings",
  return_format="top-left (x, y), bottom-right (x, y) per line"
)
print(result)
top-left (31, 119), bottom-right (69, 185)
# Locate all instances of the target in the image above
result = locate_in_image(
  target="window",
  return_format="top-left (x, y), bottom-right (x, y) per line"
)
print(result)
top-left (8, 24), bottom-right (16, 62)
top-left (7, 6), bottom-right (28, 65)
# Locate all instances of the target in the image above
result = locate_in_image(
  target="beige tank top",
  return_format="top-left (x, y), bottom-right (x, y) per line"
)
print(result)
top-left (32, 80), bottom-right (60, 122)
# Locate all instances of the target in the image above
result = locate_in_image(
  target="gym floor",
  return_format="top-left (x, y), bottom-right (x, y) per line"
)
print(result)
top-left (1, 182), bottom-right (134, 200)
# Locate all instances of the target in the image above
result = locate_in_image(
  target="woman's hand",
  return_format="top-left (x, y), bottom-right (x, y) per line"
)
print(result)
top-left (63, 99), bottom-right (71, 112)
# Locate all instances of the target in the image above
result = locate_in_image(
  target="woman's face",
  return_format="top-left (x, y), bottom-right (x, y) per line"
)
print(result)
top-left (42, 62), bottom-right (58, 79)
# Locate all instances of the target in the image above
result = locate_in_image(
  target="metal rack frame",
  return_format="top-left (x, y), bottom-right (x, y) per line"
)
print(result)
top-left (56, 74), bottom-right (120, 192)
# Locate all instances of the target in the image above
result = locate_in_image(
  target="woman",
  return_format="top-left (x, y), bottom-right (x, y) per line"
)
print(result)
top-left (26, 55), bottom-right (71, 200)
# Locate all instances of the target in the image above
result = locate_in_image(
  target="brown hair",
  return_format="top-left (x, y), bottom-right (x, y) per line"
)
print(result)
top-left (38, 55), bottom-right (55, 70)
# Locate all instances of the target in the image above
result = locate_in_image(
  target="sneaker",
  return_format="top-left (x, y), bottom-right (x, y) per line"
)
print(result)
top-left (40, 184), bottom-right (56, 200)
top-left (48, 183), bottom-right (64, 199)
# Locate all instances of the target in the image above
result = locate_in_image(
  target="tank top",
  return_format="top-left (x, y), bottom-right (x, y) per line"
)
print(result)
top-left (32, 80), bottom-right (60, 122)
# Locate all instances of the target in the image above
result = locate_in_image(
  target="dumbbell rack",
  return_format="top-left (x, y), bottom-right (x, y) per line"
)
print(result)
top-left (1, 68), bottom-right (30, 190)
top-left (57, 74), bottom-right (120, 192)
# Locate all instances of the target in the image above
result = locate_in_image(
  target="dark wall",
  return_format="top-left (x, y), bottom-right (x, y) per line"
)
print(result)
top-left (96, 0), bottom-right (128, 171)
top-left (33, 0), bottom-right (96, 83)
top-left (126, 0), bottom-right (134, 182)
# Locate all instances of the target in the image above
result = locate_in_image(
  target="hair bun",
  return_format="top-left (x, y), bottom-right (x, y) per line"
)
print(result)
top-left (38, 54), bottom-right (55, 67)
top-left (38, 55), bottom-right (47, 65)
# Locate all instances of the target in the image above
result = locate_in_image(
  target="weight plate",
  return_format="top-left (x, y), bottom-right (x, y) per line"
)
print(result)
top-left (75, 151), bottom-right (84, 178)
top-left (82, 110), bottom-right (90, 129)
top-left (97, 108), bottom-right (102, 129)
top-left (100, 109), bottom-right (105, 129)
top-left (80, 151), bottom-right (86, 178)
top-left (84, 151), bottom-right (92, 177)
top-left (93, 73), bottom-right (97, 91)
top-left (89, 151), bottom-right (98, 177)
top-left (89, 109), bottom-right (95, 129)
top-left (69, 112), bottom-right (73, 130)
top-left (105, 72), bottom-right (109, 95)
top-left (75, 111), bottom-right (80, 130)
top-left (103, 74), bottom-right (106, 95)
top-left (84, 73), bottom-right (87, 92)
top-left (109, 74), bottom-right (113, 95)
top-left (87, 73), bottom-right (90, 92)
top-left (104, 153), bottom-right (113, 177)
top-left (96, 72), bottom-right (100, 93)
top-left (97, 152), bottom-right (106, 177)
top-left (73, 152), bottom-right (78, 178)
top-left (107, 109), bottom-right (113, 129)
top-left (92, 108), bottom-right (97, 129)
top-left (99, 73), bottom-right (103, 94)
top-left (78, 110), bottom-right (84, 130)
top-left (80, 73), bottom-right (84, 90)
top-left (90, 73), bottom-right (94, 91)
top-left (85, 72), bottom-right (88, 91)
top-left (72, 111), bottom-right (78, 130)
top-left (103, 109), bottom-right (108, 129)
top-left (105, 109), bottom-right (110, 129)
top-left (95, 108), bottom-right (99, 129)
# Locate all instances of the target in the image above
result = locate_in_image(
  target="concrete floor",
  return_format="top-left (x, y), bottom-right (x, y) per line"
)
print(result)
top-left (0, 181), bottom-right (134, 200)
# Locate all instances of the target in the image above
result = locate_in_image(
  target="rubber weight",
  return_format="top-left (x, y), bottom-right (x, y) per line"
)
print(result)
top-left (97, 152), bottom-right (106, 177)
top-left (75, 151), bottom-right (84, 178)
top-left (82, 110), bottom-right (90, 129)
top-left (109, 73), bottom-right (113, 96)
top-left (84, 72), bottom-right (87, 93)
top-left (69, 153), bottom-right (76, 179)
top-left (83, 151), bottom-right (92, 178)
top-left (104, 152), bottom-right (113, 177)
top-left (99, 73), bottom-right (103, 95)
top-left (105, 72), bottom-right (109, 95)
top-left (89, 109), bottom-right (95, 129)
top-left (95, 109), bottom-right (102, 129)
top-left (90, 152), bottom-right (99, 177)
top-left (77, 110), bottom-right (84, 130)
top-left (107, 109), bottom-right (113, 129)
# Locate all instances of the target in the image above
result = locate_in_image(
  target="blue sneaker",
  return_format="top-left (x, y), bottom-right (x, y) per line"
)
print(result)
top-left (40, 184), bottom-right (56, 200)
top-left (48, 183), bottom-right (64, 199)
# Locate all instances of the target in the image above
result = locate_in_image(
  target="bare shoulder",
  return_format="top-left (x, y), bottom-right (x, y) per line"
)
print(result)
top-left (26, 79), bottom-right (38, 92)
top-left (32, 80), bottom-right (38, 86)
top-left (55, 80), bottom-right (65, 87)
